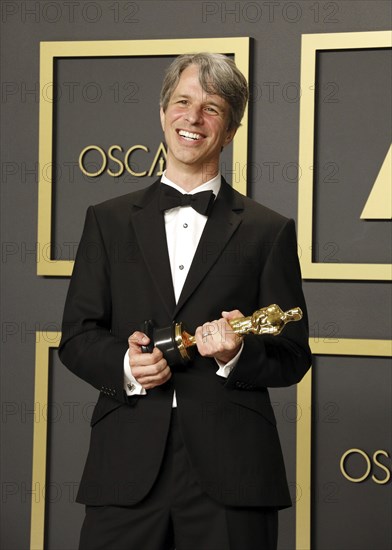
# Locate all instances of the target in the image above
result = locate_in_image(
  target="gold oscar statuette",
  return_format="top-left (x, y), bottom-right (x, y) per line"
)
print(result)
top-left (142, 304), bottom-right (303, 366)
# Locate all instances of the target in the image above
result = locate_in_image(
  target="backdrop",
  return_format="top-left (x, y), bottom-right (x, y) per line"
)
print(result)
top-left (1, 1), bottom-right (391, 549)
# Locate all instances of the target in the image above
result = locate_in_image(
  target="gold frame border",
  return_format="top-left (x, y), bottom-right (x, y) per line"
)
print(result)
top-left (31, 334), bottom-right (391, 549)
top-left (296, 338), bottom-right (392, 550)
top-left (37, 38), bottom-right (250, 277)
top-left (298, 31), bottom-right (392, 281)
top-left (30, 332), bottom-right (61, 550)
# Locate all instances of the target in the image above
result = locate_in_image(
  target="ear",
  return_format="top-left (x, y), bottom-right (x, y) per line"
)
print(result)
top-left (160, 107), bottom-right (166, 132)
top-left (223, 127), bottom-right (237, 148)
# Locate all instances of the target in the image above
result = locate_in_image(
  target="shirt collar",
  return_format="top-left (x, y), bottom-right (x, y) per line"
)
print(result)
top-left (161, 171), bottom-right (221, 196)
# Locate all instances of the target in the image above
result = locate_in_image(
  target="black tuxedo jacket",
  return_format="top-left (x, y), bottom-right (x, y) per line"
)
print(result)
top-left (59, 178), bottom-right (311, 509)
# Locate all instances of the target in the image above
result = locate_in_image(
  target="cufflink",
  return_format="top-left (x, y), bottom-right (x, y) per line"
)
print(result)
top-left (127, 383), bottom-right (135, 393)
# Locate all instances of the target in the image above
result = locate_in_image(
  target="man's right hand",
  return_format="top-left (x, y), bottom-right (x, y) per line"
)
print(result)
top-left (128, 331), bottom-right (172, 390)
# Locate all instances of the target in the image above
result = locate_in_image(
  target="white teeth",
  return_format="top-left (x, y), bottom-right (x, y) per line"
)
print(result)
top-left (178, 130), bottom-right (202, 140)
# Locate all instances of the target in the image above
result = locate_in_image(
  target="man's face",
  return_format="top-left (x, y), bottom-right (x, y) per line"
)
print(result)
top-left (160, 64), bottom-right (236, 178)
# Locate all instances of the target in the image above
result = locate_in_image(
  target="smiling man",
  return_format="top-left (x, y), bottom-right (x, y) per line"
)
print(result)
top-left (59, 53), bottom-right (311, 550)
top-left (159, 63), bottom-right (236, 190)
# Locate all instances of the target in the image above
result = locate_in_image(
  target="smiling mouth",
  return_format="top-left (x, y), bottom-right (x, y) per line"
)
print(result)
top-left (177, 130), bottom-right (204, 141)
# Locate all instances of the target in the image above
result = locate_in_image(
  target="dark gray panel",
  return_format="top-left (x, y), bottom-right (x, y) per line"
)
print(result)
top-left (45, 352), bottom-right (97, 550)
top-left (314, 48), bottom-right (391, 264)
top-left (312, 356), bottom-right (392, 550)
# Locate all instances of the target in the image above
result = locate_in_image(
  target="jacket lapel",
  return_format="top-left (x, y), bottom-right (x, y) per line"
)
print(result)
top-left (173, 179), bottom-right (244, 318)
top-left (129, 180), bottom-right (176, 318)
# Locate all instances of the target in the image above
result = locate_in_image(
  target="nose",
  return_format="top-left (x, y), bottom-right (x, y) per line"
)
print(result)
top-left (185, 104), bottom-right (203, 125)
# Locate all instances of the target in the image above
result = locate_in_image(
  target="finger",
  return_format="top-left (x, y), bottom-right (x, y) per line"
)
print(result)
top-left (222, 309), bottom-right (244, 320)
top-left (130, 346), bottom-right (163, 368)
top-left (196, 318), bottom-right (238, 353)
top-left (221, 312), bottom-right (244, 345)
top-left (195, 322), bottom-right (220, 355)
top-left (128, 331), bottom-right (150, 348)
top-left (199, 320), bottom-right (226, 343)
top-left (221, 317), bottom-right (243, 347)
top-left (137, 366), bottom-right (172, 389)
top-left (133, 360), bottom-right (170, 386)
top-left (215, 318), bottom-right (237, 348)
top-left (201, 321), bottom-right (220, 343)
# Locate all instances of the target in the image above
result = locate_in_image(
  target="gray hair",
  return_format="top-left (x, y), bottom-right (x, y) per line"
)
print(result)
top-left (160, 53), bottom-right (249, 131)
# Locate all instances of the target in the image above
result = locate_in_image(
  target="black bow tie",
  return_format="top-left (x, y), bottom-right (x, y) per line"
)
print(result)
top-left (159, 185), bottom-right (215, 216)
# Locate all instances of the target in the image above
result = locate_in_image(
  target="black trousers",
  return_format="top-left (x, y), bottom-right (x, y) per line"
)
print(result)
top-left (79, 411), bottom-right (278, 550)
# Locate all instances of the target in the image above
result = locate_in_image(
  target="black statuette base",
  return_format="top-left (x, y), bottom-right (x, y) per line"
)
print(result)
top-left (141, 320), bottom-right (194, 366)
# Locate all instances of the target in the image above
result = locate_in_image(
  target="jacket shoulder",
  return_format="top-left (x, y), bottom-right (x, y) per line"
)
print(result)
top-left (95, 183), bottom-right (157, 211)
top-left (243, 194), bottom-right (289, 224)
top-left (87, 181), bottom-right (159, 224)
top-left (226, 183), bottom-right (291, 233)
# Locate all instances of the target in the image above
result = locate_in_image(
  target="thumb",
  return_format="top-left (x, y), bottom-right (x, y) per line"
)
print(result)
top-left (222, 309), bottom-right (243, 320)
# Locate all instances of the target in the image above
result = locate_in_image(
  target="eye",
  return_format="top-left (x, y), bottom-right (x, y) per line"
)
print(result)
top-left (204, 106), bottom-right (219, 114)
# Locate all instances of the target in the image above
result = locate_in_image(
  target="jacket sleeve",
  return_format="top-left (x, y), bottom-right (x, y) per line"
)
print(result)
top-left (224, 218), bottom-right (312, 390)
top-left (58, 205), bottom-right (129, 404)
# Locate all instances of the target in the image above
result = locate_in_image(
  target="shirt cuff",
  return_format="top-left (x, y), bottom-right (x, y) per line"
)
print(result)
top-left (124, 350), bottom-right (147, 396)
top-left (215, 341), bottom-right (244, 378)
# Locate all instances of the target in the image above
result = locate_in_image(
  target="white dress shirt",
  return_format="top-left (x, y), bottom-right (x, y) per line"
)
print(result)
top-left (124, 173), bottom-right (243, 405)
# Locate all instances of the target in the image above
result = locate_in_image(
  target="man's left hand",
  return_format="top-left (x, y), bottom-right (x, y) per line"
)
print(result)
top-left (195, 310), bottom-right (244, 364)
